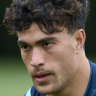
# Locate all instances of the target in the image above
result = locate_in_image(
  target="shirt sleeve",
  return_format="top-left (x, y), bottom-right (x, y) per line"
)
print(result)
top-left (24, 88), bottom-right (31, 96)
top-left (24, 86), bottom-right (45, 96)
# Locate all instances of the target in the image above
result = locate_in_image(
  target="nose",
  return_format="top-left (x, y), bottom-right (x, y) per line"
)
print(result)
top-left (30, 48), bottom-right (45, 67)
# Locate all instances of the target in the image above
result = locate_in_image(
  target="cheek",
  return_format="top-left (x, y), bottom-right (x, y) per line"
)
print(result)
top-left (21, 51), bottom-right (30, 68)
top-left (52, 58), bottom-right (78, 87)
top-left (49, 47), bottom-right (78, 79)
top-left (21, 51), bottom-right (34, 75)
top-left (21, 52), bottom-right (26, 63)
top-left (54, 51), bottom-right (78, 74)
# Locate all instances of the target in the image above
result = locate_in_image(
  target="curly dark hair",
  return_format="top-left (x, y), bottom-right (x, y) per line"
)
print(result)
top-left (3, 0), bottom-right (89, 34)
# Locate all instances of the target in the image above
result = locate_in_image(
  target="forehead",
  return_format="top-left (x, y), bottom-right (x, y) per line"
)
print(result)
top-left (17, 23), bottom-right (69, 44)
top-left (17, 23), bottom-right (49, 42)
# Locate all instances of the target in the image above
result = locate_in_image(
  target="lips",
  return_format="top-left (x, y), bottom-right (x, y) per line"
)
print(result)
top-left (33, 72), bottom-right (51, 82)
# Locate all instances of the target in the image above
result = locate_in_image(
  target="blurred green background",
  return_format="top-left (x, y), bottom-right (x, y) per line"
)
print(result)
top-left (0, 0), bottom-right (96, 96)
top-left (0, 56), bottom-right (32, 96)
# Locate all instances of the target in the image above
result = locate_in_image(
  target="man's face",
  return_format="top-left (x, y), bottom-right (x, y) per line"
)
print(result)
top-left (17, 23), bottom-right (79, 95)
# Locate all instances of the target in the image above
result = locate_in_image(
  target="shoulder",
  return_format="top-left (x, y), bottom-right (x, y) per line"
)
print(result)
top-left (87, 61), bottom-right (96, 96)
top-left (90, 61), bottom-right (96, 86)
top-left (24, 86), bottom-right (45, 96)
top-left (90, 61), bottom-right (96, 74)
top-left (24, 86), bottom-right (37, 96)
top-left (24, 87), bottom-right (31, 96)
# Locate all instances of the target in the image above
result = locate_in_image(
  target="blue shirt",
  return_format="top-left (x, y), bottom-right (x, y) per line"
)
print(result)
top-left (84, 61), bottom-right (96, 96)
top-left (25, 61), bottom-right (96, 96)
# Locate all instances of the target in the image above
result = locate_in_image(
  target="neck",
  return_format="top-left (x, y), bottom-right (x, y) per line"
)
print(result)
top-left (47, 52), bottom-right (90, 96)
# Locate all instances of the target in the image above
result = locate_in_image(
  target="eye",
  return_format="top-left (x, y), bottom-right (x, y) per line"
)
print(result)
top-left (20, 45), bottom-right (31, 51)
top-left (42, 42), bottom-right (53, 48)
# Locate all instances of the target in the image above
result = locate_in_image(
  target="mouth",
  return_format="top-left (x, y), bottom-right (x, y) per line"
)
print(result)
top-left (33, 72), bottom-right (51, 83)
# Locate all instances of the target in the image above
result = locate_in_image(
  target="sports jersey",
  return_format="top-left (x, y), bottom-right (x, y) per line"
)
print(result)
top-left (84, 61), bottom-right (96, 96)
top-left (24, 61), bottom-right (96, 96)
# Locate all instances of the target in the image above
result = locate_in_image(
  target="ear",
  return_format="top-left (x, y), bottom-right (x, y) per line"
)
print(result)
top-left (74, 29), bottom-right (86, 53)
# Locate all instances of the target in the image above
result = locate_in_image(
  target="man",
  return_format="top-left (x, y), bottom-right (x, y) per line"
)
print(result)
top-left (3, 0), bottom-right (96, 96)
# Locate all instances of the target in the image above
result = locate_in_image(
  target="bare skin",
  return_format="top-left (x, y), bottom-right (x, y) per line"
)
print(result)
top-left (17, 23), bottom-right (90, 96)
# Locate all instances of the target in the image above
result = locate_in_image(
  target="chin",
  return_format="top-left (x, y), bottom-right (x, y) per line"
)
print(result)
top-left (36, 86), bottom-right (59, 95)
top-left (36, 87), bottom-right (52, 94)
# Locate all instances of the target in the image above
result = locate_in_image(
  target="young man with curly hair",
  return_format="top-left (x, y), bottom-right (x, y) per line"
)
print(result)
top-left (3, 0), bottom-right (96, 96)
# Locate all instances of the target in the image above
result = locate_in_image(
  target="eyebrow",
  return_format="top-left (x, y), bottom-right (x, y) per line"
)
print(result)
top-left (36, 37), bottom-right (56, 44)
top-left (17, 37), bottom-right (56, 46)
top-left (17, 40), bottom-right (28, 46)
